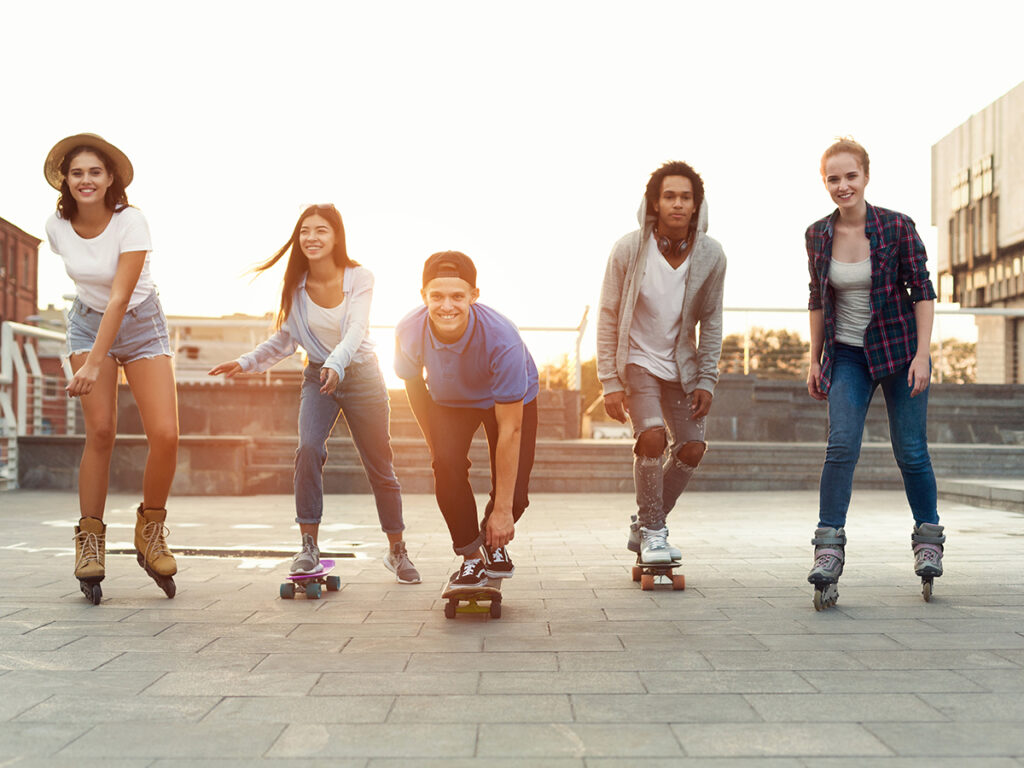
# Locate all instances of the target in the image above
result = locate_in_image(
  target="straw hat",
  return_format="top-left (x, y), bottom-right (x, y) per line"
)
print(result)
top-left (43, 133), bottom-right (134, 190)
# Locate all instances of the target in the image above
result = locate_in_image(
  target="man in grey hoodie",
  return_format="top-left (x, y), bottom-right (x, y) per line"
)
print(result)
top-left (597, 161), bottom-right (726, 564)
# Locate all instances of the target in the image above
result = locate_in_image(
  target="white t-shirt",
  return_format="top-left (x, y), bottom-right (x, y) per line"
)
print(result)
top-left (304, 293), bottom-right (345, 350)
top-left (46, 207), bottom-right (155, 312)
top-left (627, 234), bottom-right (690, 380)
top-left (830, 257), bottom-right (872, 347)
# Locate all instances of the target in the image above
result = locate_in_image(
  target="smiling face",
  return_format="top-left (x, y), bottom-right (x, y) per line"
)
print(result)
top-left (823, 152), bottom-right (869, 212)
top-left (298, 214), bottom-right (337, 263)
top-left (65, 151), bottom-right (114, 208)
top-left (421, 276), bottom-right (479, 343)
top-left (654, 175), bottom-right (696, 239)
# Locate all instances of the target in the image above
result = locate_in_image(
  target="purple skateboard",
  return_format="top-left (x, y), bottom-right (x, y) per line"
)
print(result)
top-left (281, 559), bottom-right (340, 599)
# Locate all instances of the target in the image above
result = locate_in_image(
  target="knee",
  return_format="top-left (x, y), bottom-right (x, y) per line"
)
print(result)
top-left (634, 427), bottom-right (667, 459)
top-left (149, 426), bottom-right (178, 454)
top-left (295, 441), bottom-right (327, 466)
top-left (676, 441), bottom-right (706, 468)
top-left (87, 423), bottom-right (116, 452)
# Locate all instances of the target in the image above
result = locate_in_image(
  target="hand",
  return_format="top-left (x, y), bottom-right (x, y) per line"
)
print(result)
top-left (807, 362), bottom-right (827, 401)
top-left (66, 361), bottom-right (100, 398)
top-left (208, 361), bottom-right (242, 378)
top-left (485, 509), bottom-right (515, 549)
top-left (603, 391), bottom-right (628, 423)
top-left (690, 389), bottom-right (713, 419)
top-left (907, 356), bottom-right (931, 398)
top-left (319, 367), bottom-right (340, 394)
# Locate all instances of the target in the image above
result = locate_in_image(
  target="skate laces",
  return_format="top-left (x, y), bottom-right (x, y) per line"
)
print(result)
top-left (461, 559), bottom-right (481, 577)
top-left (915, 544), bottom-right (940, 564)
top-left (75, 530), bottom-right (103, 568)
top-left (141, 520), bottom-right (172, 560)
top-left (489, 547), bottom-right (506, 564)
top-left (644, 528), bottom-right (668, 549)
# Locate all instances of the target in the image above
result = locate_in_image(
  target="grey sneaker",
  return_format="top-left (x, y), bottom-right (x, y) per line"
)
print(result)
top-left (629, 515), bottom-right (680, 560)
top-left (640, 526), bottom-right (672, 565)
top-left (290, 533), bottom-right (322, 575)
top-left (384, 541), bottom-right (421, 584)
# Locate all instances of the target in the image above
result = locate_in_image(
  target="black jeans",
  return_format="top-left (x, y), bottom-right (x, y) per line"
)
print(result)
top-left (428, 398), bottom-right (538, 555)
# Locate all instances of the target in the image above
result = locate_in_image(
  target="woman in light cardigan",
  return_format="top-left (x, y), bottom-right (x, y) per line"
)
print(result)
top-left (210, 204), bottom-right (419, 584)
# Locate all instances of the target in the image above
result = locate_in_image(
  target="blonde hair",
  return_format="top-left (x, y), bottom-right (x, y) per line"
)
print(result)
top-left (820, 137), bottom-right (869, 179)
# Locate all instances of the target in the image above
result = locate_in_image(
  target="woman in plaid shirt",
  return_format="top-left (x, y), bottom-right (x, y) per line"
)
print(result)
top-left (804, 138), bottom-right (946, 610)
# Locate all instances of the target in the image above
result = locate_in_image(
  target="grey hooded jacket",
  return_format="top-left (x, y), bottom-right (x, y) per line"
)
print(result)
top-left (597, 196), bottom-right (726, 397)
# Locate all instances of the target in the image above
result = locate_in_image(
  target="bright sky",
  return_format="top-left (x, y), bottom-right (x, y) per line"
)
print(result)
top-left (4, 1), bottom-right (1022, 356)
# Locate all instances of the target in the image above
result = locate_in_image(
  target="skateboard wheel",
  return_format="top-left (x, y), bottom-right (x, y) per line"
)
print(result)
top-left (444, 601), bottom-right (456, 619)
top-left (305, 582), bottom-right (322, 599)
top-left (280, 582), bottom-right (296, 600)
top-left (672, 574), bottom-right (685, 591)
top-left (640, 574), bottom-right (655, 591)
top-left (326, 575), bottom-right (341, 591)
top-left (631, 566), bottom-right (641, 582)
top-left (489, 600), bottom-right (501, 619)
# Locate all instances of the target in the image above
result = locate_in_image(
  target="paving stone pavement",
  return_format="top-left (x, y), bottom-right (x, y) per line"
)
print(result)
top-left (1, 487), bottom-right (1023, 766)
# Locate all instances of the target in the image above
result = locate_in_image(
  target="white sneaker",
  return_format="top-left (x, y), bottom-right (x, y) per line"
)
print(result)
top-left (640, 526), bottom-right (672, 565)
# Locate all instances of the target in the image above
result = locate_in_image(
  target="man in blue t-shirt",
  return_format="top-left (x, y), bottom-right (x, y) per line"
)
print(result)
top-left (395, 251), bottom-right (539, 592)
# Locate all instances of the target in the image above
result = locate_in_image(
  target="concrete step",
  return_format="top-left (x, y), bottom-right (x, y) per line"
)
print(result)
top-left (243, 438), bottom-right (1024, 494)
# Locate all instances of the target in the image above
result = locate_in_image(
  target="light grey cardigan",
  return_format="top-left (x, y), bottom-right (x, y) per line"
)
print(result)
top-left (597, 196), bottom-right (726, 397)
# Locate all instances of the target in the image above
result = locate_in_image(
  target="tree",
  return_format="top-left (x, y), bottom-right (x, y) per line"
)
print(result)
top-left (931, 339), bottom-right (976, 383)
top-left (720, 327), bottom-right (809, 379)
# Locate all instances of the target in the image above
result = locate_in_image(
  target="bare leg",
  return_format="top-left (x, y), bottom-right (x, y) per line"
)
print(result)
top-left (123, 356), bottom-right (179, 509)
top-left (71, 353), bottom-right (120, 520)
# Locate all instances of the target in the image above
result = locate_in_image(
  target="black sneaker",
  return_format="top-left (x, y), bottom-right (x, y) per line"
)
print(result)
top-left (482, 545), bottom-right (515, 578)
top-left (447, 558), bottom-right (488, 591)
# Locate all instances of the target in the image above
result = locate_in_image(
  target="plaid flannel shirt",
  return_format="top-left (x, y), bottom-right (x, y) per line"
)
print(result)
top-left (806, 202), bottom-right (936, 394)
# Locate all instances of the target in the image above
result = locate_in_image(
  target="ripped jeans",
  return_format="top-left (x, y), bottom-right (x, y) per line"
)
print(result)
top-left (625, 364), bottom-right (707, 530)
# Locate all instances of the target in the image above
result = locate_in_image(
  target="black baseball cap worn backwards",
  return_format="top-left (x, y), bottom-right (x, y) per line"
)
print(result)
top-left (422, 251), bottom-right (477, 288)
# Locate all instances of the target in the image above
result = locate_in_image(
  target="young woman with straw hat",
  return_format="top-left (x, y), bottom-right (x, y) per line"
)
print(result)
top-left (44, 133), bottom-right (178, 603)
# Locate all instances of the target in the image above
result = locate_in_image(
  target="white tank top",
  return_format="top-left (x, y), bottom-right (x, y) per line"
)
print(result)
top-left (830, 257), bottom-right (872, 347)
top-left (304, 293), bottom-right (345, 350)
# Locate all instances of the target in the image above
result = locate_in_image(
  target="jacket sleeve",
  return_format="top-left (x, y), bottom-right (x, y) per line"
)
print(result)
top-left (596, 241), bottom-right (628, 395)
top-left (323, 268), bottom-right (373, 379)
top-left (237, 326), bottom-right (300, 373)
top-left (897, 215), bottom-right (937, 303)
top-left (695, 253), bottom-right (726, 393)
top-left (806, 225), bottom-right (824, 311)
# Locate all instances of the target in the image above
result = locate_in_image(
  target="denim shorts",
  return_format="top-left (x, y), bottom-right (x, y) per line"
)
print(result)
top-left (66, 292), bottom-right (172, 364)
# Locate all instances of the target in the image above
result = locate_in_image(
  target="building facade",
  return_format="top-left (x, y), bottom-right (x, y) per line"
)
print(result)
top-left (932, 80), bottom-right (1024, 383)
top-left (0, 216), bottom-right (41, 325)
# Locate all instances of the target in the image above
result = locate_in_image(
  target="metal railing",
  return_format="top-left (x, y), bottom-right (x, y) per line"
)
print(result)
top-left (0, 321), bottom-right (75, 489)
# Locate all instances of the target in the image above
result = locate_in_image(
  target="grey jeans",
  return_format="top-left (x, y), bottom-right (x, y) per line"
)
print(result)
top-left (625, 363), bottom-right (706, 529)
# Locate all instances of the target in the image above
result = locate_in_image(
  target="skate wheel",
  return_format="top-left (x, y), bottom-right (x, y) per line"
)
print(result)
top-left (444, 601), bottom-right (456, 619)
top-left (813, 589), bottom-right (824, 612)
top-left (85, 583), bottom-right (102, 605)
top-left (631, 566), bottom-right (641, 582)
top-left (305, 582), bottom-right (322, 599)
top-left (672, 574), bottom-right (685, 591)
top-left (326, 575), bottom-right (341, 591)
top-left (162, 579), bottom-right (176, 599)
top-left (922, 579), bottom-right (932, 602)
top-left (489, 600), bottom-right (501, 619)
top-left (280, 582), bottom-right (296, 600)
top-left (640, 574), bottom-right (655, 591)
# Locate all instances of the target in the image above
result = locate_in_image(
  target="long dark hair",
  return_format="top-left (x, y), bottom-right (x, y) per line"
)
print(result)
top-left (253, 204), bottom-right (359, 329)
top-left (56, 145), bottom-right (129, 220)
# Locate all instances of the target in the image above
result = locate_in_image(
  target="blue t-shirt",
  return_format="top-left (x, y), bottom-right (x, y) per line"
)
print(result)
top-left (395, 303), bottom-right (539, 408)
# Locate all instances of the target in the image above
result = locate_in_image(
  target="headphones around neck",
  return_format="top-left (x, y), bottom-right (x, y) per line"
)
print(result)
top-left (655, 231), bottom-right (689, 259)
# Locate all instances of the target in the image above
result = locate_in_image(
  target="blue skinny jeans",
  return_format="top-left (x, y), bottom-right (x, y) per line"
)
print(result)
top-left (294, 357), bottom-right (403, 531)
top-left (818, 342), bottom-right (939, 529)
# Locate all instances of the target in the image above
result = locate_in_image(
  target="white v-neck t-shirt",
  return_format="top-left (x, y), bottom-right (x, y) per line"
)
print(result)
top-left (304, 293), bottom-right (345, 350)
top-left (627, 234), bottom-right (690, 380)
